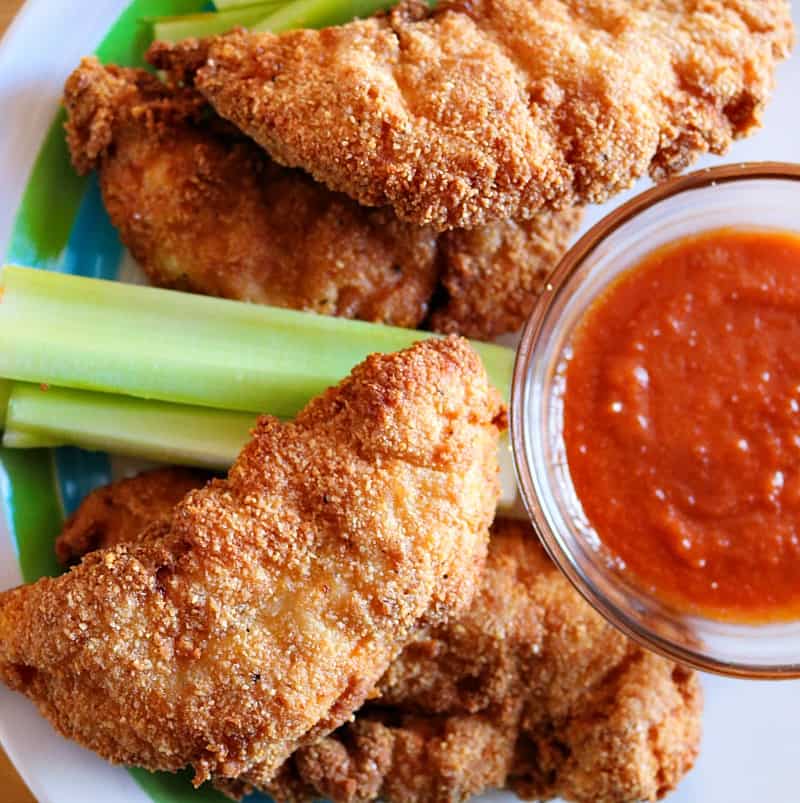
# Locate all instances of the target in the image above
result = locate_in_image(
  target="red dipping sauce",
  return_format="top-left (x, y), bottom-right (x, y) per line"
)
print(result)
top-left (564, 229), bottom-right (800, 623)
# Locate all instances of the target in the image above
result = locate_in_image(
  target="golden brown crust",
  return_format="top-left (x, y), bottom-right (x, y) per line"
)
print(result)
top-left (510, 655), bottom-right (701, 803)
top-left (55, 467), bottom-right (209, 566)
top-left (429, 207), bottom-right (583, 338)
top-left (269, 522), bottom-right (702, 803)
top-left (63, 57), bottom-right (439, 328)
top-left (277, 709), bottom-right (520, 803)
top-left (273, 652), bottom-right (700, 803)
top-left (54, 490), bottom-right (702, 803)
top-left (63, 58), bottom-right (582, 338)
top-left (149, 0), bottom-right (793, 230)
top-left (0, 338), bottom-right (503, 788)
top-left (63, 58), bottom-right (205, 175)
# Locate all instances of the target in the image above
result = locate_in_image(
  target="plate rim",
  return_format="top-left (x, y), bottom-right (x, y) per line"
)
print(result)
top-left (0, 5), bottom-right (152, 801)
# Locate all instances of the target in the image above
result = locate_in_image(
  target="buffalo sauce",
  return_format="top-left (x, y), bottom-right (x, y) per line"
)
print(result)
top-left (563, 229), bottom-right (800, 622)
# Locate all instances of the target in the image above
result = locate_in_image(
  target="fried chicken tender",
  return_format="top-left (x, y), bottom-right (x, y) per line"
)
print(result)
top-left (271, 652), bottom-right (699, 803)
top-left (63, 57), bottom-right (438, 327)
top-left (148, 0), bottom-right (793, 230)
top-left (63, 58), bottom-right (581, 337)
top-left (431, 207), bottom-right (583, 339)
top-left (269, 520), bottom-right (701, 803)
top-left (0, 337), bottom-right (505, 788)
top-left (55, 467), bottom-right (210, 566)
top-left (57, 479), bottom-right (701, 803)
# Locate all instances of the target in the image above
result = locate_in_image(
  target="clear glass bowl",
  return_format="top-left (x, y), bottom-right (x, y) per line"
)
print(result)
top-left (511, 162), bottom-right (800, 678)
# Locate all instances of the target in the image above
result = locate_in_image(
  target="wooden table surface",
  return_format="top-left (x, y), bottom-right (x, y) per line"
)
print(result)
top-left (1, 2), bottom-right (44, 800)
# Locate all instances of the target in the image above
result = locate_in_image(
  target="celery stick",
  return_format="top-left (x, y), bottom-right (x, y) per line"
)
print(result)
top-left (0, 266), bottom-right (514, 417)
top-left (0, 379), bottom-right (10, 429)
top-left (253, 0), bottom-right (396, 31)
top-left (1, 429), bottom-right (61, 449)
top-left (151, 3), bottom-right (285, 41)
top-left (3, 383), bottom-right (524, 515)
top-left (214, 0), bottom-right (272, 8)
top-left (164, 0), bottom-right (399, 43)
top-left (5, 383), bottom-right (256, 470)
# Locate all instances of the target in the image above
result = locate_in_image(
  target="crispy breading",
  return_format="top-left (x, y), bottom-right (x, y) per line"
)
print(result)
top-left (63, 58), bottom-right (582, 337)
top-left (55, 467), bottom-right (210, 566)
top-left (271, 652), bottom-right (699, 803)
top-left (269, 521), bottom-right (702, 803)
top-left (148, 0), bottom-right (793, 230)
top-left (432, 207), bottom-right (583, 338)
top-left (54, 468), bottom-right (209, 567)
top-left (0, 337), bottom-right (504, 788)
top-left (63, 58), bottom-right (438, 328)
top-left (57, 481), bottom-right (701, 803)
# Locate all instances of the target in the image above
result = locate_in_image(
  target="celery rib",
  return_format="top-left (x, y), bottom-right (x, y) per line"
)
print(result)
top-left (0, 379), bottom-right (10, 429)
top-left (0, 267), bottom-right (514, 417)
top-left (1, 429), bottom-right (61, 449)
top-left (213, 0), bottom-right (273, 9)
top-left (254, 0), bottom-right (397, 32)
top-left (5, 383), bottom-right (256, 470)
top-left (2, 382), bottom-right (524, 515)
top-left (162, 0), bottom-right (399, 43)
top-left (151, 3), bottom-right (286, 41)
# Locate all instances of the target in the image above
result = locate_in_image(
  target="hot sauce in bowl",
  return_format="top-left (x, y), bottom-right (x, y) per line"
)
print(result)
top-left (513, 164), bottom-right (800, 675)
top-left (564, 228), bottom-right (800, 623)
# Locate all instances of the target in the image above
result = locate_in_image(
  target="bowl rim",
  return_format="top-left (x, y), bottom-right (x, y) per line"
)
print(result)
top-left (510, 161), bottom-right (800, 679)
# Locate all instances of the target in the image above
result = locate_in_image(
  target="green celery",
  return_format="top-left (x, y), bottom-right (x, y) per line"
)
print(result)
top-left (151, 3), bottom-right (286, 41)
top-left (213, 0), bottom-right (273, 8)
top-left (5, 383), bottom-right (255, 470)
top-left (3, 383), bottom-right (523, 515)
top-left (254, 0), bottom-right (396, 31)
top-left (2, 430), bottom-right (61, 449)
top-left (0, 266), bottom-right (514, 417)
top-left (0, 379), bottom-right (10, 428)
top-left (168, 0), bottom-right (398, 41)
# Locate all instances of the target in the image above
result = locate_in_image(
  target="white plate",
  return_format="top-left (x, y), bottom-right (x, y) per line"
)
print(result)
top-left (0, 2), bottom-right (799, 802)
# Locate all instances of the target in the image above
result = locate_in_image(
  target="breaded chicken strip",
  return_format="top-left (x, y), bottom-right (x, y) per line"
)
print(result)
top-left (267, 521), bottom-right (701, 803)
top-left (64, 58), bottom-right (438, 327)
top-left (272, 653), bottom-right (698, 803)
top-left (54, 468), bottom-right (209, 568)
top-left (58, 480), bottom-right (701, 803)
top-left (0, 337), bottom-right (505, 788)
top-left (430, 207), bottom-right (583, 339)
top-left (55, 467), bottom-right (210, 566)
top-left (148, 0), bottom-right (793, 230)
top-left (64, 58), bottom-right (581, 336)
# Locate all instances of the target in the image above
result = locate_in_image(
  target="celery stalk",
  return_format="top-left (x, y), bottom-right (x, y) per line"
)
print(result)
top-left (1, 430), bottom-right (61, 449)
top-left (2, 383), bottom-right (524, 515)
top-left (253, 0), bottom-right (396, 31)
top-left (5, 383), bottom-right (255, 470)
top-left (164, 0), bottom-right (399, 43)
top-left (151, 3), bottom-right (286, 41)
top-left (0, 266), bottom-right (514, 417)
top-left (0, 380), bottom-right (10, 429)
top-left (214, 0), bottom-right (272, 8)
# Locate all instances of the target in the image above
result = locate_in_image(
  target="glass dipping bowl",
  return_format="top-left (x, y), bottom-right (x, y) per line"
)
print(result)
top-left (511, 162), bottom-right (800, 678)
